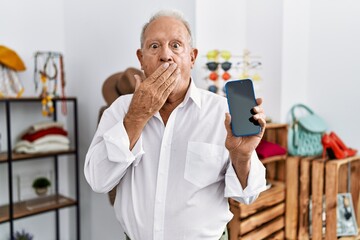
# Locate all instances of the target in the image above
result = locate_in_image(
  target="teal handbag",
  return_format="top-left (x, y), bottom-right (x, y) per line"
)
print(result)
top-left (288, 104), bottom-right (327, 156)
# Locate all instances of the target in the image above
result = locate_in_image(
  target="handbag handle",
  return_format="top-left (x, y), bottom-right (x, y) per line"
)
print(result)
top-left (290, 104), bottom-right (315, 148)
top-left (290, 103), bottom-right (314, 122)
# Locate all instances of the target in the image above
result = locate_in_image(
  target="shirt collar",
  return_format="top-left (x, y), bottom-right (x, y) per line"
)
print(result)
top-left (179, 78), bottom-right (202, 109)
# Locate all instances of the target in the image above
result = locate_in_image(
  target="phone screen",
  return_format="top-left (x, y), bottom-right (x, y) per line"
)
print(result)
top-left (225, 79), bottom-right (260, 137)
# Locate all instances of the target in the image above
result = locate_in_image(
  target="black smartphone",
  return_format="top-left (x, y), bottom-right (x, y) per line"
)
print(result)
top-left (224, 79), bottom-right (261, 137)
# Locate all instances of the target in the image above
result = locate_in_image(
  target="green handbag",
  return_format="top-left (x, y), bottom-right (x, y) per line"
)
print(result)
top-left (288, 104), bottom-right (327, 156)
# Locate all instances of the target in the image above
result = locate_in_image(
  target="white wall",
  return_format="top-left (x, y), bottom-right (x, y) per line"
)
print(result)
top-left (280, 0), bottom-right (311, 120)
top-left (281, 0), bottom-right (360, 150)
top-left (194, 0), bottom-right (247, 91)
top-left (245, 0), bottom-right (283, 122)
top-left (196, 0), bottom-right (360, 152)
top-left (307, 0), bottom-right (360, 152)
top-left (195, 0), bottom-right (283, 121)
top-left (0, 0), bottom-right (70, 239)
top-left (0, 0), bottom-right (66, 96)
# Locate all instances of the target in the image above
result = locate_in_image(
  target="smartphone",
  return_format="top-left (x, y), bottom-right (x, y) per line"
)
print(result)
top-left (224, 79), bottom-right (261, 137)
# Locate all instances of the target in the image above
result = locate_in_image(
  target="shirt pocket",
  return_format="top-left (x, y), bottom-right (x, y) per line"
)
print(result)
top-left (184, 141), bottom-right (227, 188)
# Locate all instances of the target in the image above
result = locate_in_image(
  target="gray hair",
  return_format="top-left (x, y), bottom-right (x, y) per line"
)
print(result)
top-left (140, 9), bottom-right (193, 48)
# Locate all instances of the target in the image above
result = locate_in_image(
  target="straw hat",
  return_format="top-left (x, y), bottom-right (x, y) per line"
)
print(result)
top-left (102, 67), bottom-right (144, 105)
top-left (0, 45), bottom-right (26, 71)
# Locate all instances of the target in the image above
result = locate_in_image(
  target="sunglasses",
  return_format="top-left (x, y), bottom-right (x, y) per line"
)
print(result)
top-left (208, 85), bottom-right (218, 93)
top-left (206, 61), bottom-right (232, 71)
top-left (237, 61), bottom-right (262, 69)
top-left (206, 50), bottom-right (231, 61)
top-left (209, 72), bottom-right (218, 81)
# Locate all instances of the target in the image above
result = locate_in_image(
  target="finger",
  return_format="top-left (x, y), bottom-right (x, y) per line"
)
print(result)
top-left (251, 98), bottom-right (264, 114)
top-left (258, 117), bottom-right (267, 136)
top-left (147, 63), bottom-right (177, 87)
top-left (253, 113), bottom-right (267, 128)
top-left (224, 113), bottom-right (233, 136)
top-left (256, 97), bottom-right (263, 105)
top-left (152, 63), bottom-right (178, 88)
top-left (252, 105), bottom-right (264, 114)
top-left (158, 67), bottom-right (180, 94)
top-left (159, 70), bottom-right (180, 99)
top-left (133, 74), bottom-right (142, 91)
top-left (145, 63), bottom-right (170, 84)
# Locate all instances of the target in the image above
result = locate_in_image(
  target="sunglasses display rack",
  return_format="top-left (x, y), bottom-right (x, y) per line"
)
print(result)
top-left (204, 49), bottom-right (262, 95)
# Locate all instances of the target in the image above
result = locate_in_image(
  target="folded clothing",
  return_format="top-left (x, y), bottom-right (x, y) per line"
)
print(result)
top-left (15, 135), bottom-right (70, 148)
top-left (22, 127), bottom-right (68, 142)
top-left (256, 139), bottom-right (287, 159)
top-left (15, 142), bottom-right (70, 154)
top-left (29, 121), bottom-right (64, 133)
top-left (14, 121), bottom-right (70, 154)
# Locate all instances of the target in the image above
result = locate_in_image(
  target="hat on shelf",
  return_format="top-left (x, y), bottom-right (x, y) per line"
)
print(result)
top-left (102, 67), bottom-right (144, 105)
top-left (0, 45), bottom-right (26, 71)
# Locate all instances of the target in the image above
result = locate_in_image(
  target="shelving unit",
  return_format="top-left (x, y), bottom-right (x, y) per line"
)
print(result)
top-left (227, 123), bottom-right (288, 240)
top-left (284, 155), bottom-right (360, 239)
top-left (0, 97), bottom-right (80, 240)
top-left (324, 156), bottom-right (360, 239)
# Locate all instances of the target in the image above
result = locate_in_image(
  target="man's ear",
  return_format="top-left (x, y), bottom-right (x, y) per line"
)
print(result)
top-left (190, 48), bottom-right (198, 68)
top-left (136, 49), bottom-right (144, 70)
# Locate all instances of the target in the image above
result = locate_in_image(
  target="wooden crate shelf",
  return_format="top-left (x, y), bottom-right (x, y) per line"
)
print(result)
top-left (262, 123), bottom-right (288, 182)
top-left (285, 155), bottom-right (360, 240)
top-left (228, 181), bottom-right (285, 239)
top-left (263, 123), bottom-right (288, 148)
top-left (228, 123), bottom-right (288, 240)
top-left (325, 156), bottom-right (360, 239)
top-left (241, 216), bottom-right (285, 240)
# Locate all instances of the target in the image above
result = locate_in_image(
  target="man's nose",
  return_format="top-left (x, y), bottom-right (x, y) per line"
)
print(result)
top-left (159, 46), bottom-right (174, 63)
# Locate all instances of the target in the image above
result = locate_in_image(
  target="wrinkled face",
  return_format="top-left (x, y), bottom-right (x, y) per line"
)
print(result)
top-left (137, 16), bottom-right (198, 97)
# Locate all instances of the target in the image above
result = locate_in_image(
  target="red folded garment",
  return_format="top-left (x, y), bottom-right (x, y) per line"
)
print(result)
top-left (22, 127), bottom-right (68, 142)
top-left (256, 139), bottom-right (287, 159)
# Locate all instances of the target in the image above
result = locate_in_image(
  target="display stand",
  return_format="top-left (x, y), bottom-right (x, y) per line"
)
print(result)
top-left (0, 97), bottom-right (80, 240)
top-left (227, 123), bottom-right (288, 239)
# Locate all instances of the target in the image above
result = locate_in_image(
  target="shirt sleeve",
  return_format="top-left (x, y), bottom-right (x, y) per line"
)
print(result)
top-left (84, 97), bottom-right (145, 193)
top-left (224, 151), bottom-right (267, 204)
top-left (104, 121), bottom-right (144, 165)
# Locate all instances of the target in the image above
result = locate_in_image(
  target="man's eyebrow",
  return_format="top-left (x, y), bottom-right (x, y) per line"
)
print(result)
top-left (145, 38), bottom-right (186, 44)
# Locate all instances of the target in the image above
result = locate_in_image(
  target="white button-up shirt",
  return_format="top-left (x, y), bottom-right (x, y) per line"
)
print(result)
top-left (84, 80), bottom-right (266, 240)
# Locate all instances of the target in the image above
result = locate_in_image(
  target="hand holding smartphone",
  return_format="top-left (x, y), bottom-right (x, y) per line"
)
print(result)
top-left (224, 79), bottom-right (260, 137)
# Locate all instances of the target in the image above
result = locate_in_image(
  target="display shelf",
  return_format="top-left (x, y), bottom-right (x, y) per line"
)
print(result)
top-left (228, 123), bottom-right (288, 240)
top-left (0, 194), bottom-right (77, 223)
top-left (228, 181), bottom-right (285, 239)
top-left (260, 154), bottom-right (287, 165)
top-left (0, 149), bottom-right (76, 163)
top-left (261, 123), bottom-right (288, 182)
top-left (0, 97), bottom-right (76, 102)
top-left (0, 97), bottom-right (80, 239)
top-left (285, 155), bottom-right (360, 239)
top-left (325, 156), bottom-right (360, 239)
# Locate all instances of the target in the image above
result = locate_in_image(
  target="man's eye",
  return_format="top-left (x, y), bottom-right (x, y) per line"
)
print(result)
top-left (150, 43), bottom-right (159, 49)
top-left (172, 43), bottom-right (180, 49)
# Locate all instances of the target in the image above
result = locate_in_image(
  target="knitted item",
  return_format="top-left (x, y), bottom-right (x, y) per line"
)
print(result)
top-left (256, 140), bottom-right (287, 159)
top-left (22, 127), bottom-right (68, 142)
